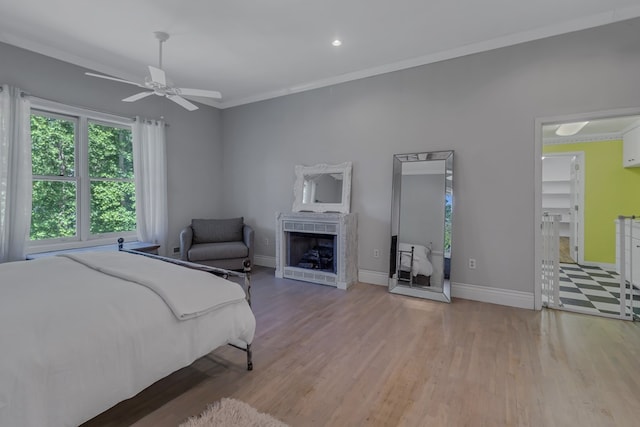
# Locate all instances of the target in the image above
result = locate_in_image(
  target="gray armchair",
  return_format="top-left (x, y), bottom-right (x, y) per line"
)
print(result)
top-left (180, 217), bottom-right (254, 270)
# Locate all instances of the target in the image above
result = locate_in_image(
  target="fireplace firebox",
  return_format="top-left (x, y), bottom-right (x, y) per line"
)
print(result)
top-left (275, 212), bottom-right (357, 289)
top-left (288, 232), bottom-right (336, 273)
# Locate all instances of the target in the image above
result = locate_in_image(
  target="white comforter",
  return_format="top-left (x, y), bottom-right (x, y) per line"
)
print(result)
top-left (399, 243), bottom-right (433, 277)
top-left (0, 252), bottom-right (256, 427)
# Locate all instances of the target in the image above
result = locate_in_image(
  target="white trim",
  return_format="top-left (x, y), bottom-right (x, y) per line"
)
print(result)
top-left (26, 233), bottom-right (137, 253)
top-left (451, 282), bottom-right (535, 310)
top-left (5, 7), bottom-right (639, 111)
top-left (31, 97), bottom-right (133, 126)
top-left (292, 162), bottom-right (352, 214)
top-left (543, 132), bottom-right (623, 145)
top-left (254, 254), bottom-right (276, 269)
top-left (535, 106), bottom-right (640, 311)
top-left (357, 269), bottom-right (535, 309)
top-left (358, 269), bottom-right (388, 286)
top-left (28, 101), bottom-right (136, 248)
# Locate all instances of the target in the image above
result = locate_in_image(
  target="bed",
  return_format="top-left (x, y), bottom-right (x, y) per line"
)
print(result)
top-left (397, 242), bottom-right (433, 287)
top-left (0, 245), bottom-right (256, 427)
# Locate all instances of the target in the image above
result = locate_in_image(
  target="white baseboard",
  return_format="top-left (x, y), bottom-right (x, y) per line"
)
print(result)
top-left (358, 269), bottom-right (534, 309)
top-left (358, 269), bottom-right (389, 286)
top-left (451, 282), bottom-right (534, 309)
top-left (254, 255), bottom-right (276, 268)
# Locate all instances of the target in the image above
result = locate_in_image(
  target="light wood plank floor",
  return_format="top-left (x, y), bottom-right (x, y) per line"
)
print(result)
top-left (559, 237), bottom-right (575, 264)
top-left (83, 267), bottom-right (640, 427)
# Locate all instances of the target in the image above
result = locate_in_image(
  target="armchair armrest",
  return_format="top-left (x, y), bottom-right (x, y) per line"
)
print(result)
top-left (243, 225), bottom-right (254, 265)
top-left (179, 226), bottom-right (193, 261)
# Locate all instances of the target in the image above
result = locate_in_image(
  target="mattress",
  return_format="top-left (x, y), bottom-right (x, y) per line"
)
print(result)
top-left (0, 252), bottom-right (256, 427)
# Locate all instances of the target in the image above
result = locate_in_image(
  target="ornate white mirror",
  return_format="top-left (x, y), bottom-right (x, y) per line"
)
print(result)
top-left (292, 162), bottom-right (352, 214)
top-left (388, 151), bottom-right (453, 303)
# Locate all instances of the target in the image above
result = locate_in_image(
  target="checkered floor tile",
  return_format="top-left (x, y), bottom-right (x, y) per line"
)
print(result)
top-left (546, 263), bottom-right (640, 319)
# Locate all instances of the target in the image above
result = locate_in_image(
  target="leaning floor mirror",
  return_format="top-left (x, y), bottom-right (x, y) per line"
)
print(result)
top-left (388, 150), bottom-right (453, 302)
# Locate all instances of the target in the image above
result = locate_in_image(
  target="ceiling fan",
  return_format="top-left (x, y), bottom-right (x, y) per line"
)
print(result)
top-left (85, 31), bottom-right (221, 111)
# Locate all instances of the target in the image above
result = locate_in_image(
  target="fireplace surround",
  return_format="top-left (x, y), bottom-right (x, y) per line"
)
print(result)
top-left (275, 211), bottom-right (357, 289)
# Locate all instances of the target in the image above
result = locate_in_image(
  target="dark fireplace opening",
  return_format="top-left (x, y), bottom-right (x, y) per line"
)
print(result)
top-left (287, 232), bottom-right (336, 273)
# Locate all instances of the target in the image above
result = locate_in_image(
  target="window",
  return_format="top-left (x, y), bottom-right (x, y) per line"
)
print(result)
top-left (29, 101), bottom-right (136, 248)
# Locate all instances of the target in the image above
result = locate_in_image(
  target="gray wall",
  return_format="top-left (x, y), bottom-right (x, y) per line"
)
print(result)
top-left (313, 174), bottom-right (343, 204)
top-left (399, 174), bottom-right (445, 251)
top-left (220, 18), bottom-right (640, 293)
top-left (0, 41), bottom-right (223, 254)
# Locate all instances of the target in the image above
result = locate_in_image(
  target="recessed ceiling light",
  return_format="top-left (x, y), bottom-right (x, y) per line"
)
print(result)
top-left (332, 39), bottom-right (342, 47)
top-left (555, 121), bottom-right (589, 136)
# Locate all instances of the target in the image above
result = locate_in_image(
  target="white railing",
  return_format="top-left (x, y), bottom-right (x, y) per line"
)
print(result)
top-left (541, 213), bottom-right (561, 308)
top-left (617, 216), bottom-right (636, 321)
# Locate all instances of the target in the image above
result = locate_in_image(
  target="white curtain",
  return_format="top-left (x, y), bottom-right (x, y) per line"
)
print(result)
top-left (0, 85), bottom-right (32, 263)
top-left (132, 117), bottom-right (168, 256)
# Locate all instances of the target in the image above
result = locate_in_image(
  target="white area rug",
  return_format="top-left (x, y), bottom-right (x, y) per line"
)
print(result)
top-left (179, 398), bottom-right (289, 427)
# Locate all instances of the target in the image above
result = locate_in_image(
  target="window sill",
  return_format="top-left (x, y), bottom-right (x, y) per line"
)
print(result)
top-left (26, 234), bottom-right (137, 254)
top-left (26, 241), bottom-right (159, 260)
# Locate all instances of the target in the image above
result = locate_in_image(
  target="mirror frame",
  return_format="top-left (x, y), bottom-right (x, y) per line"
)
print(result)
top-left (292, 162), bottom-right (353, 213)
top-left (388, 150), bottom-right (453, 303)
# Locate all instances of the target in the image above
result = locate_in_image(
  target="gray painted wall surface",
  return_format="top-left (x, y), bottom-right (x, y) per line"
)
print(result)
top-left (313, 174), bottom-right (343, 204)
top-left (220, 18), bottom-right (640, 293)
top-left (0, 41), bottom-right (222, 254)
top-left (399, 174), bottom-right (444, 252)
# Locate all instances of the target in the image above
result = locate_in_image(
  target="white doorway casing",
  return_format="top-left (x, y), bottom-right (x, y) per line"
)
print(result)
top-left (534, 107), bottom-right (640, 311)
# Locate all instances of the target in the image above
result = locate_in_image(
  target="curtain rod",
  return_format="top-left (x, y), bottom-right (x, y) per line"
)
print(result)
top-left (2, 85), bottom-right (169, 126)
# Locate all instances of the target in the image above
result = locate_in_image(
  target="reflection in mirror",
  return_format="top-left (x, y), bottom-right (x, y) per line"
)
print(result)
top-left (389, 151), bottom-right (453, 303)
top-left (303, 173), bottom-right (343, 204)
top-left (293, 162), bottom-right (352, 213)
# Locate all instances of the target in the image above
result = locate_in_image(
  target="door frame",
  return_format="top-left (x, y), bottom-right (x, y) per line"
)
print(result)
top-left (534, 107), bottom-right (640, 310)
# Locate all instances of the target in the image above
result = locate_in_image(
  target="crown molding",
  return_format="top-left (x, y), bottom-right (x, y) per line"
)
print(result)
top-left (219, 5), bottom-right (640, 108)
top-left (3, 4), bottom-right (640, 110)
top-left (543, 132), bottom-right (623, 145)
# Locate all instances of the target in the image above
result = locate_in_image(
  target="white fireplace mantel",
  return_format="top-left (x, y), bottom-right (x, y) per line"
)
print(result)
top-left (275, 211), bottom-right (357, 289)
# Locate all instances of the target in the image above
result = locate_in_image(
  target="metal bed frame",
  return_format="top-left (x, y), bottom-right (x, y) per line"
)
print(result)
top-left (397, 245), bottom-right (415, 286)
top-left (117, 238), bottom-right (254, 370)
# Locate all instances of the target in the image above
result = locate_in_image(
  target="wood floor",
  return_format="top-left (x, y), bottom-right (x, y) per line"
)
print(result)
top-left (559, 236), bottom-right (575, 264)
top-left (83, 267), bottom-right (640, 427)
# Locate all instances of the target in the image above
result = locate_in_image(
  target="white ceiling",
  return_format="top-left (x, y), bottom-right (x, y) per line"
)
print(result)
top-left (543, 115), bottom-right (640, 143)
top-left (1, 0), bottom-right (640, 109)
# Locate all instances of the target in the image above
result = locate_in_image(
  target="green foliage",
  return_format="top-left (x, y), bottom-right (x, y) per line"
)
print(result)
top-left (30, 114), bottom-right (136, 240)
top-left (31, 115), bottom-right (75, 176)
top-left (30, 180), bottom-right (76, 240)
top-left (89, 123), bottom-right (133, 179)
top-left (90, 181), bottom-right (136, 234)
top-left (444, 197), bottom-right (452, 254)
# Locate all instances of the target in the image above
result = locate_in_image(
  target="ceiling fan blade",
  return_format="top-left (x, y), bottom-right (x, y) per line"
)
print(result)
top-left (122, 91), bottom-right (155, 102)
top-left (148, 66), bottom-right (166, 85)
top-left (176, 88), bottom-right (222, 99)
top-left (167, 95), bottom-right (198, 111)
top-left (85, 72), bottom-right (142, 87)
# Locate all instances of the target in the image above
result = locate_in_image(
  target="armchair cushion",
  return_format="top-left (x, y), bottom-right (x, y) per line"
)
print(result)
top-left (191, 217), bottom-right (244, 244)
top-left (188, 241), bottom-right (249, 262)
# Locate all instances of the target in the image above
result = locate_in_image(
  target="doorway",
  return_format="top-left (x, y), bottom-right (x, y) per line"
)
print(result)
top-left (541, 152), bottom-right (584, 264)
top-left (535, 108), bottom-right (640, 320)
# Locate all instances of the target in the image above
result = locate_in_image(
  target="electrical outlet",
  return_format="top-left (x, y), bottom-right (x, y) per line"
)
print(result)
top-left (173, 247), bottom-right (180, 253)
top-left (373, 249), bottom-right (380, 258)
top-left (468, 258), bottom-right (477, 269)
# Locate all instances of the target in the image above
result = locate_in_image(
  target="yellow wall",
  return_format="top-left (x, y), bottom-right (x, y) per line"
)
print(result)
top-left (544, 140), bottom-right (640, 264)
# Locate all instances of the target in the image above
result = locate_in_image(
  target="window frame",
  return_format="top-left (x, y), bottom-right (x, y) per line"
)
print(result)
top-left (28, 98), bottom-right (137, 252)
